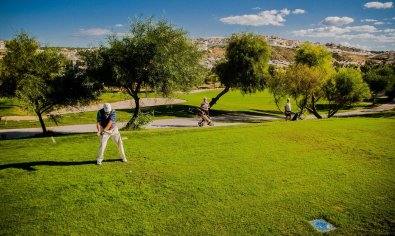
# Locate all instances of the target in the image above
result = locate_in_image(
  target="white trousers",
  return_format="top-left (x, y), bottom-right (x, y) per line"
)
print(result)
top-left (97, 126), bottom-right (126, 162)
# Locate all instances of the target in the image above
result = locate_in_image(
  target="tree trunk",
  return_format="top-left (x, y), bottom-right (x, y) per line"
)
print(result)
top-left (272, 93), bottom-right (284, 113)
top-left (36, 112), bottom-right (47, 134)
top-left (124, 82), bottom-right (142, 129)
top-left (132, 95), bottom-right (140, 119)
top-left (209, 86), bottom-right (230, 108)
top-left (126, 95), bottom-right (140, 129)
top-left (327, 106), bottom-right (341, 118)
top-left (294, 95), bottom-right (309, 120)
top-left (306, 95), bottom-right (322, 119)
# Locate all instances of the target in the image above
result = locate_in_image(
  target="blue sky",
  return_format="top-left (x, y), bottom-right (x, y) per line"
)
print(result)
top-left (1, 0), bottom-right (394, 51)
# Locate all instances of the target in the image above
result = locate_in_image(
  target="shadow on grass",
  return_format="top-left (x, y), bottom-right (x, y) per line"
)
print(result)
top-left (139, 104), bottom-right (282, 118)
top-left (0, 130), bottom-right (92, 140)
top-left (140, 104), bottom-right (196, 118)
top-left (0, 159), bottom-right (121, 171)
top-left (250, 109), bottom-right (283, 116)
top-left (342, 110), bottom-right (395, 119)
top-left (314, 100), bottom-right (393, 111)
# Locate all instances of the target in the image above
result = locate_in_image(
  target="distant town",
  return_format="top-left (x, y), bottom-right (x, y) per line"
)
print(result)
top-left (192, 36), bottom-right (395, 68)
top-left (1, 35), bottom-right (394, 69)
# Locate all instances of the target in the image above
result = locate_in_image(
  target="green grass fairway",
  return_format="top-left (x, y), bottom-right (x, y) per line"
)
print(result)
top-left (1, 90), bottom-right (374, 129)
top-left (1, 117), bottom-right (394, 235)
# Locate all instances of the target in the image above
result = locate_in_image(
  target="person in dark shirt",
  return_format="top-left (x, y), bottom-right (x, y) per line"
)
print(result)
top-left (96, 103), bottom-right (127, 165)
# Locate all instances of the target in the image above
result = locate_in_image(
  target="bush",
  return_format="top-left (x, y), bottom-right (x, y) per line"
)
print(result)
top-left (125, 112), bottom-right (153, 130)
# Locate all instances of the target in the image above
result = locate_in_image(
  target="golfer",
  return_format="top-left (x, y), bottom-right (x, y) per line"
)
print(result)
top-left (284, 98), bottom-right (292, 121)
top-left (96, 103), bottom-right (127, 165)
top-left (201, 97), bottom-right (210, 116)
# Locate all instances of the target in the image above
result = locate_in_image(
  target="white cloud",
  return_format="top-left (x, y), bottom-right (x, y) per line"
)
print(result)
top-left (252, 7), bottom-right (261, 10)
top-left (292, 24), bottom-right (395, 43)
top-left (323, 16), bottom-right (354, 26)
top-left (348, 25), bottom-right (380, 32)
top-left (115, 24), bottom-right (124, 28)
top-left (280, 8), bottom-right (291, 15)
top-left (364, 1), bottom-right (393, 9)
top-left (293, 25), bottom-right (379, 37)
top-left (361, 19), bottom-right (378, 22)
top-left (375, 33), bottom-right (395, 42)
top-left (374, 21), bottom-right (386, 25)
top-left (74, 28), bottom-right (112, 37)
top-left (393, 17), bottom-right (395, 19)
top-left (219, 8), bottom-right (306, 26)
top-left (220, 9), bottom-right (290, 26)
top-left (292, 9), bottom-right (306, 14)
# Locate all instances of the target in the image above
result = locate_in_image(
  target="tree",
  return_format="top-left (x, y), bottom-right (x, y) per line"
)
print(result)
top-left (323, 68), bottom-right (370, 117)
top-left (83, 17), bottom-right (205, 128)
top-left (285, 64), bottom-right (326, 118)
top-left (295, 42), bottom-right (332, 68)
top-left (269, 43), bottom-right (333, 118)
top-left (210, 33), bottom-right (270, 107)
top-left (362, 64), bottom-right (395, 104)
top-left (0, 32), bottom-right (101, 134)
top-left (0, 32), bottom-right (39, 97)
top-left (267, 67), bottom-right (288, 112)
top-left (294, 42), bottom-right (334, 118)
top-left (269, 43), bottom-right (373, 119)
top-left (268, 43), bottom-right (333, 118)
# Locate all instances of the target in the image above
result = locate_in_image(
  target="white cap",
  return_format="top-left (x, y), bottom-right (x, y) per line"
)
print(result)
top-left (103, 103), bottom-right (112, 112)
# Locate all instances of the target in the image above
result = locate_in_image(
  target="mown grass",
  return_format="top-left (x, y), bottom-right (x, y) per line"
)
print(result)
top-left (0, 97), bottom-right (32, 117)
top-left (0, 92), bottom-right (133, 118)
top-left (1, 90), bottom-right (278, 129)
top-left (0, 117), bottom-right (394, 235)
top-left (0, 89), bottom-right (381, 129)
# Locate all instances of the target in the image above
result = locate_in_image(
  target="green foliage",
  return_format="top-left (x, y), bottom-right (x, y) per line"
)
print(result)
top-left (286, 64), bottom-right (325, 100)
top-left (211, 33), bottom-right (270, 108)
top-left (0, 32), bottom-right (41, 97)
top-left (84, 17), bottom-right (205, 124)
top-left (0, 118), bottom-right (394, 235)
top-left (295, 42), bottom-right (332, 69)
top-left (267, 67), bottom-right (288, 112)
top-left (362, 64), bottom-right (395, 102)
top-left (0, 32), bottom-right (101, 133)
top-left (272, 42), bottom-right (349, 118)
top-left (274, 64), bottom-right (327, 117)
top-left (124, 112), bottom-right (153, 130)
top-left (81, 48), bottom-right (117, 87)
top-left (270, 42), bottom-right (373, 118)
top-left (324, 68), bottom-right (370, 117)
top-left (218, 33), bottom-right (270, 94)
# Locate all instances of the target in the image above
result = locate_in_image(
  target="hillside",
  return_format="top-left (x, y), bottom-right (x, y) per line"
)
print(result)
top-left (270, 46), bottom-right (296, 62)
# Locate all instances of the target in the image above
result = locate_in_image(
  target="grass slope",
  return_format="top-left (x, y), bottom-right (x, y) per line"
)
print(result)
top-left (1, 117), bottom-right (394, 235)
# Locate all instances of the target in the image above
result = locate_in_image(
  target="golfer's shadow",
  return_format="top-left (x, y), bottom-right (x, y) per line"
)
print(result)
top-left (0, 159), bottom-right (120, 171)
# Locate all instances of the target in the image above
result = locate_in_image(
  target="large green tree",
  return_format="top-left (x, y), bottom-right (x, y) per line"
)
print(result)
top-left (294, 42), bottom-right (334, 118)
top-left (362, 63), bottom-right (395, 104)
top-left (210, 33), bottom-right (270, 107)
top-left (83, 17), bottom-right (205, 128)
top-left (0, 32), bottom-right (101, 134)
top-left (269, 42), bottom-right (333, 118)
top-left (285, 64), bottom-right (326, 118)
top-left (323, 68), bottom-right (370, 117)
top-left (269, 43), bottom-right (371, 119)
